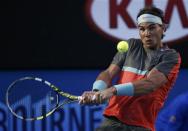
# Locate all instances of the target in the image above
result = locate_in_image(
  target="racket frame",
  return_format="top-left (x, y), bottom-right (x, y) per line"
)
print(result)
top-left (6, 76), bottom-right (81, 121)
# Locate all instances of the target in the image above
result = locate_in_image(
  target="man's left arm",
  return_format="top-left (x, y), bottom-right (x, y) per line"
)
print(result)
top-left (95, 68), bottom-right (167, 102)
top-left (132, 68), bottom-right (167, 95)
top-left (95, 51), bottom-right (181, 102)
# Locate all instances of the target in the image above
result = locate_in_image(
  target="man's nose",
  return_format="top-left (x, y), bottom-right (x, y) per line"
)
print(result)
top-left (145, 29), bottom-right (151, 36)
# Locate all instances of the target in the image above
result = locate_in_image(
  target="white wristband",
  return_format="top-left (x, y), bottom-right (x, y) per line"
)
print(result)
top-left (92, 80), bottom-right (107, 91)
top-left (114, 82), bottom-right (134, 96)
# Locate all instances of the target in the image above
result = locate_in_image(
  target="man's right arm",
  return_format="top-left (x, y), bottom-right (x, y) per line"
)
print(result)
top-left (79, 64), bottom-right (120, 104)
top-left (94, 64), bottom-right (121, 89)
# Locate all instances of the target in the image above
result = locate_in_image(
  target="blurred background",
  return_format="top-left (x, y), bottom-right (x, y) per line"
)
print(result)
top-left (0, 0), bottom-right (187, 131)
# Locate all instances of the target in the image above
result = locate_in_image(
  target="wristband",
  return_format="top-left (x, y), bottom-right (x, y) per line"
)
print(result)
top-left (114, 82), bottom-right (134, 96)
top-left (92, 80), bottom-right (107, 91)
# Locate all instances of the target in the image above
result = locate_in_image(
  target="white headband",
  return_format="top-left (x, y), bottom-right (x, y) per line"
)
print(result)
top-left (137, 14), bottom-right (162, 25)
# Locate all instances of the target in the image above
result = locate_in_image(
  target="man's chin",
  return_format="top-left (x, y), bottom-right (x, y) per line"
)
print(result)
top-left (143, 43), bottom-right (155, 49)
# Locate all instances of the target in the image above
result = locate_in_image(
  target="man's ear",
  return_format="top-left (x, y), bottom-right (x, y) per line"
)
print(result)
top-left (162, 24), bottom-right (168, 32)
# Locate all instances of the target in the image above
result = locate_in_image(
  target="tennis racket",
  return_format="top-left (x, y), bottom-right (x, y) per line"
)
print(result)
top-left (6, 76), bottom-right (82, 121)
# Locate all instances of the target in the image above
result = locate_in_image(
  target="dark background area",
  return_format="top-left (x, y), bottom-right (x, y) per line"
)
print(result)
top-left (0, 0), bottom-right (187, 70)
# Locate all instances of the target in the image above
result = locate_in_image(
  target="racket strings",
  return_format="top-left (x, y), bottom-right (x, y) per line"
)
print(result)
top-left (6, 77), bottom-right (81, 121)
top-left (7, 79), bottom-right (59, 120)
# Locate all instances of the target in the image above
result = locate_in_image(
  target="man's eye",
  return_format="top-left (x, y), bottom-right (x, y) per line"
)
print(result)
top-left (139, 28), bottom-right (144, 31)
top-left (149, 26), bottom-right (155, 31)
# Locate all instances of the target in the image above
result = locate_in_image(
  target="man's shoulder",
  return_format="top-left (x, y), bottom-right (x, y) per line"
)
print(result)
top-left (127, 38), bottom-right (143, 50)
top-left (161, 48), bottom-right (180, 59)
top-left (160, 44), bottom-right (179, 54)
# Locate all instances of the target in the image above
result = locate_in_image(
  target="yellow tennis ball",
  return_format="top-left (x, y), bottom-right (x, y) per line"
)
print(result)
top-left (117, 41), bottom-right (129, 53)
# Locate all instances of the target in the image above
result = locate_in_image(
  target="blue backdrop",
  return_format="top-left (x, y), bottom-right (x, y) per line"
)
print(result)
top-left (0, 69), bottom-right (187, 131)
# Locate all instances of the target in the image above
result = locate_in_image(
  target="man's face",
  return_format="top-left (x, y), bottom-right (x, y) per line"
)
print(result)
top-left (138, 23), bottom-right (164, 49)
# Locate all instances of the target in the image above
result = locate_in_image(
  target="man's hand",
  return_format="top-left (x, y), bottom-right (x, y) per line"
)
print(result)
top-left (93, 87), bottom-right (116, 104)
top-left (79, 91), bottom-right (96, 104)
top-left (79, 87), bottom-right (116, 105)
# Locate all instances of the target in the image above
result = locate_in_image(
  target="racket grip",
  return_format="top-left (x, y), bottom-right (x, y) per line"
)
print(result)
top-left (77, 96), bottom-right (95, 100)
top-left (77, 95), bottom-right (96, 101)
top-left (78, 96), bottom-right (83, 101)
top-left (92, 95), bottom-right (96, 100)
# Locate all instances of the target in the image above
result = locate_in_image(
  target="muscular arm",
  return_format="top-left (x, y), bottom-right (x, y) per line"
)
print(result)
top-left (81, 65), bottom-right (168, 104)
top-left (97, 68), bottom-right (168, 102)
top-left (95, 64), bottom-right (121, 87)
top-left (132, 68), bottom-right (168, 95)
top-left (79, 64), bottom-right (120, 104)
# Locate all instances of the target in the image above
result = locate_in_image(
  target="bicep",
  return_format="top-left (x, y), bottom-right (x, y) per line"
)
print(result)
top-left (96, 64), bottom-right (121, 86)
top-left (147, 68), bottom-right (168, 87)
top-left (133, 68), bottom-right (168, 95)
top-left (107, 64), bottom-right (121, 79)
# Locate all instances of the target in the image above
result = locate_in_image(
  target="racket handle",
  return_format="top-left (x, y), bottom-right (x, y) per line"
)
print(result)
top-left (77, 96), bottom-right (95, 100)
top-left (92, 95), bottom-right (96, 100)
top-left (77, 95), bottom-right (96, 101)
top-left (77, 96), bottom-right (83, 101)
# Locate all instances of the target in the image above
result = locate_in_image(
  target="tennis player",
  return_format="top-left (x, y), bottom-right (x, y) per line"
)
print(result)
top-left (80, 6), bottom-right (181, 131)
top-left (156, 92), bottom-right (188, 131)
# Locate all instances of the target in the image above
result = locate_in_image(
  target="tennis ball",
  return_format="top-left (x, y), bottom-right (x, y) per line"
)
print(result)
top-left (117, 41), bottom-right (129, 53)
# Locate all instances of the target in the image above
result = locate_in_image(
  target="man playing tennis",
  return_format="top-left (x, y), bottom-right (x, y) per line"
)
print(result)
top-left (80, 6), bottom-right (181, 131)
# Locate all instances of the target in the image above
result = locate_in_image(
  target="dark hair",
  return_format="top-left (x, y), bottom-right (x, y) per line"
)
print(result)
top-left (137, 6), bottom-right (166, 24)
